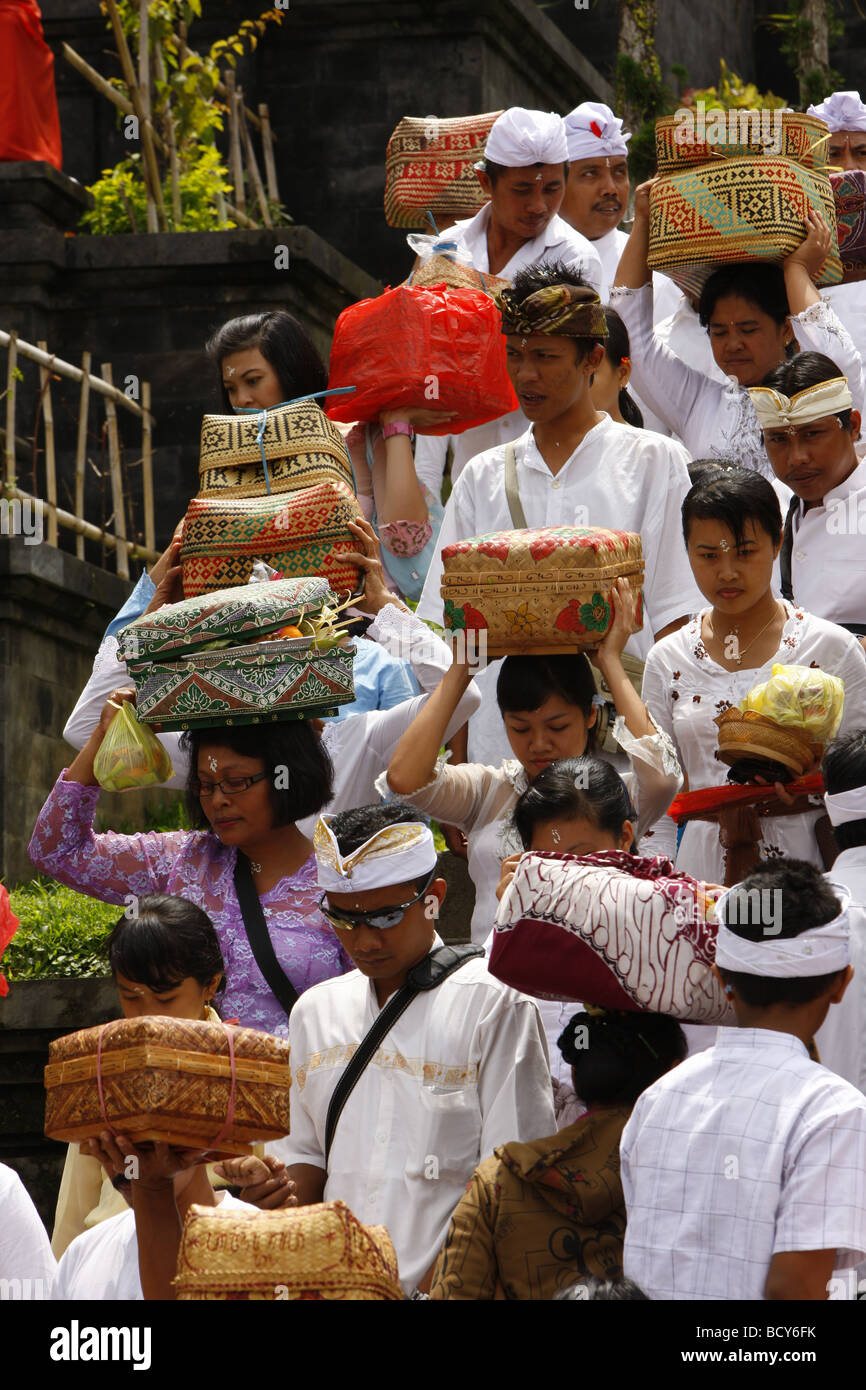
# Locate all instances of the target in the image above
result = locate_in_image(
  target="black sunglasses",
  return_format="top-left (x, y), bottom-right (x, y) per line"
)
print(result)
top-left (318, 868), bottom-right (437, 932)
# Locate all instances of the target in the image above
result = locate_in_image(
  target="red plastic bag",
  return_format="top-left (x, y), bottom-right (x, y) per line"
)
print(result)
top-left (326, 283), bottom-right (518, 435)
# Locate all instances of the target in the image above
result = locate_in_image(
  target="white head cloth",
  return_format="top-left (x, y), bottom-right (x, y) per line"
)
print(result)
top-left (713, 882), bottom-right (851, 977)
top-left (564, 102), bottom-right (631, 162)
top-left (485, 108), bottom-right (568, 168)
top-left (824, 784), bottom-right (866, 826)
top-left (748, 377), bottom-right (852, 430)
top-left (314, 814), bottom-right (437, 893)
top-left (807, 90), bottom-right (866, 133)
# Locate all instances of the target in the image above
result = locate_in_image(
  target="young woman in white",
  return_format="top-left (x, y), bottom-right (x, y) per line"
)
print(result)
top-left (641, 467), bottom-right (866, 883)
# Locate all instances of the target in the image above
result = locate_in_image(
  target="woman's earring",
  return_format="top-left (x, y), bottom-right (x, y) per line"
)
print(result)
top-left (724, 984), bottom-right (734, 998)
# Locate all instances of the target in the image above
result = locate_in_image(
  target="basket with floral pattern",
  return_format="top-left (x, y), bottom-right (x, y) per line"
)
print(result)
top-left (440, 526), bottom-right (644, 657)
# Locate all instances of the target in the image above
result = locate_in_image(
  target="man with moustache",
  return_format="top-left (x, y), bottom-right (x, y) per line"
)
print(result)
top-left (751, 352), bottom-right (866, 636)
top-left (808, 90), bottom-right (866, 172)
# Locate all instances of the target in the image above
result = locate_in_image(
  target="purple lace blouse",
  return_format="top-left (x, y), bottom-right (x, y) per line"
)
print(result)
top-left (28, 774), bottom-right (352, 1037)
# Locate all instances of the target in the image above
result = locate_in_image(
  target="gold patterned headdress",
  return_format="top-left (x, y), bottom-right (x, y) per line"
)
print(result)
top-left (314, 815), bottom-right (437, 892)
top-left (749, 377), bottom-right (852, 430)
top-left (498, 282), bottom-right (608, 339)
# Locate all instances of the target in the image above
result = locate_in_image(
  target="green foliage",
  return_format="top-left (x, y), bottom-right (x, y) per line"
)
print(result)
top-left (81, 148), bottom-right (234, 234)
top-left (5, 880), bottom-right (116, 980)
top-left (761, 3), bottom-right (844, 102)
top-left (689, 60), bottom-right (787, 112)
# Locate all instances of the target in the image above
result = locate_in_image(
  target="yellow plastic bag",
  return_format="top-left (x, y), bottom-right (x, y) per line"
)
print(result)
top-left (739, 663), bottom-right (844, 741)
top-left (94, 701), bottom-right (174, 791)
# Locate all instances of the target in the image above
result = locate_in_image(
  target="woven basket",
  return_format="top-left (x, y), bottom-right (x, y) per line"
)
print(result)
top-left (407, 253), bottom-right (510, 298)
top-left (831, 169), bottom-right (866, 281)
top-left (654, 111), bottom-right (830, 174)
top-left (714, 707), bottom-right (822, 776)
top-left (440, 526), bottom-right (644, 658)
top-left (647, 156), bottom-right (842, 298)
top-left (175, 1199), bottom-right (403, 1300)
top-left (384, 111), bottom-right (503, 229)
top-left (44, 1017), bottom-right (291, 1158)
top-left (197, 401), bottom-right (355, 500)
top-left (180, 483), bottom-right (365, 599)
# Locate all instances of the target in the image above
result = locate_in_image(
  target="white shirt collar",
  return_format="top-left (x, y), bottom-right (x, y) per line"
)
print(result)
top-left (523, 413), bottom-right (615, 475)
top-left (714, 1027), bottom-right (809, 1059)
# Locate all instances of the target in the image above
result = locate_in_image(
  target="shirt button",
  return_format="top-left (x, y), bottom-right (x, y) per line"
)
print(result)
top-left (552, 480), bottom-right (561, 489)
top-left (375, 1131), bottom-right (387, 1144)
top-left (795, 550), bottom-right (806, 561)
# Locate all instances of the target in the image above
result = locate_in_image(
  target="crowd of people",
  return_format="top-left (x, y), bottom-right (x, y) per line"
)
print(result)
top-left (4, 89), bottom-right (866, 1303)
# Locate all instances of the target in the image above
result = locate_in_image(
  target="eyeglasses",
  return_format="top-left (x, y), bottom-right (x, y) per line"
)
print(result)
top-left (318, 869), bottom-right (436, 932)
top-left (191, 771), bottom-right (269, 797)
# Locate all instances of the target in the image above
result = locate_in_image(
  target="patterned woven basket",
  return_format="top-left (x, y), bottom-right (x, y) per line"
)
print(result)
top-left (407, 253), bottom-right (510, 298)
top-left (44, 1017), bottom-right (291, 1157)
top-left (714, 707), bottom-right (822, 775)
top-left (118, 577), bottom-right (356, 729)
top-left (831, 169), bottom-right (866, 281)
top-left (384, 111), bottom-right (503, 229)
top-left (440, 526), bottom-right (644, 658)
top-left (180, 482), bottom-right (364, 599)
top-left (654, 110), bottom-right (830, 174)
top-left (175, 1199), bottom-right (403, 1300)
top-left (647, 156), bottom-right (842, 299)
top-left (197, 401), bottom-right (355, 500)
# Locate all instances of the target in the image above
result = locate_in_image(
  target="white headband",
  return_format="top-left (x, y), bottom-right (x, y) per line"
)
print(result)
top-left (749, 378), bottom-right (852, 430)
top-left (824, 785), bottom-right (866, 826)
top-left (485, 108), bottom-right (568, 168)
top-left (314, 815), bottom-right (437, 894)
top-left (564, 102), bottom-right (631, 162)
top-left (713, 882), bottom-right (851, 977)
top-left (807, 91), bottom-right (866, 134)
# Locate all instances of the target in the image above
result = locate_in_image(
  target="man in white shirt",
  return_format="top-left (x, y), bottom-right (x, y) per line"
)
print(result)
top-left (413, 105), bottom-right (604, 503)
top-left (278, 804), bottom-right (554, 1294)
top-left (816, 732), bottom-right (866, 1094)
top-left (621, 859), bottom-right (866, 1301)
top-left (0, 1163), bottom-right (56, 1298)
top-left (417, 262), bottom-right (700, 764)
top-left (752, 354), bottom-right (866, 635)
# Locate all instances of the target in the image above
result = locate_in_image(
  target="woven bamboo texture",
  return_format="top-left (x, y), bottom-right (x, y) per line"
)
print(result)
top-left (654, 111), bottom-right (830, 174)
top-left (440, 527), bottom-right (644, 657)
top-left (175, 1200), bottom-right (403, 1299)
top-left (384, 111), bottom-right (503, 229)
top-left (647, 157), bottom-right (842, 299)
top-left (44, 1017), bottom-right (291, 1155)
top-left (198, 401), bottom-right (355, 499)
top-left (180, 482), bottom-right (364, 598)
top-left (831, 170), bottom-right (866, 281)
top-left (714, 707), bottom-right (822, 775)
top-left (407, 253), bottom-right (510, 298)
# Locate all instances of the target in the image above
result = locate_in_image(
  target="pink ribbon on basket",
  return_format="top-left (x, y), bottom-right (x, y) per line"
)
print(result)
top-left (95, 1020), bottom-right (120, 1137)
top-left (207, 1023), bottom-right (238, 1151)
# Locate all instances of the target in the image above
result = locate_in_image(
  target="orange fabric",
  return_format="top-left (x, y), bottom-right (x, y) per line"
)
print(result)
top-left (0, 1), bottom-right (62, 169)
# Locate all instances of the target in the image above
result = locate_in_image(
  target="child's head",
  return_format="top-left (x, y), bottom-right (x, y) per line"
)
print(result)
top-left (589, 307), bottom-right (643, 428)
top-left (107, 894), bottom-right (225, 1020)
top-left (715, 860), bottom-right (851, 1018)
top-left (497, 654), bottom-right (598, 779)
top-left (513, 755), bottom-right (635, 855)
top-left (557, 1008), bottom-right (687, 1107)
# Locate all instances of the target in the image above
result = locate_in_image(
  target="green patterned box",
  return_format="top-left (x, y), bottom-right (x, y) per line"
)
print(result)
top-left (117, 578), bottom-right (355, 730)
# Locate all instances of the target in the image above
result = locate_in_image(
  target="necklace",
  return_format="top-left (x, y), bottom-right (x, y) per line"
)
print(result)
top-left (707, 601), bottom-right (784, 666)
top-left (250, 858), bottom-right (263, 875)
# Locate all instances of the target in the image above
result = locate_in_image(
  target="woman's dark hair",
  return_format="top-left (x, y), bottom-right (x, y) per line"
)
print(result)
top-left (557, 1009), bottom-right (687, 1107)
top-left (686, 456), bottom-right (743, 488)
top-left (107, 893), bottom-right (225, 994)
top-left (823, 731), bottom-right (866, 852)
top-left (681, 466), bottom-right (783, 549)
top-left (326, 803), bottom-right (432, 892)
top-left (180, 722), bottom-right (334, 829)
top-left (497, 653), bottom-right (598, 753)
top-left (554, 1276), bottom-right (649, 1301)
top-left (761, 351), bottom-right (854, 431)
top-left (602, 307), bottom-right (643, 428)
top-left (205, 311), bottom-right (328, 411)
top-left (698, 263), bottom-right (790, 329)
top-left (513, 756), bottom-right (635, 852)
top-left (718, 860), bottom-right (847, 1006)
top-left (507, 260), bottom-right (605, 364)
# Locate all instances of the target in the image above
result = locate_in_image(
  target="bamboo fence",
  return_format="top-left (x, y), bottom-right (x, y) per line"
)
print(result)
top-left (1, 329), bottom-right (158, 575)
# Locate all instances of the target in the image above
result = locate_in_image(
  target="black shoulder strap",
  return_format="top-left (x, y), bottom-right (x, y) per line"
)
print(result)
top-left (779, 495), bottom-right (798, 602)
top-left (323, 944), bottom-right (483, 1165)
top-left (233, 853), bottom-right (300, 1018)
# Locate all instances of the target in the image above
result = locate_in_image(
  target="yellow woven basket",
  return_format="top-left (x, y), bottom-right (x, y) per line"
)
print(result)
top-left (198, 400), bottom-right (355, 500)
top-left (654, 111), bottom-right (830, 175)
top-left (714, 707), bottom-right (822, 776)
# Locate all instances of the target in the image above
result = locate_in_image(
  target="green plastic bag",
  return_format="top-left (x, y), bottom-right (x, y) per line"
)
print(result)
top-left (94, 701), bottom-right (174, 791)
